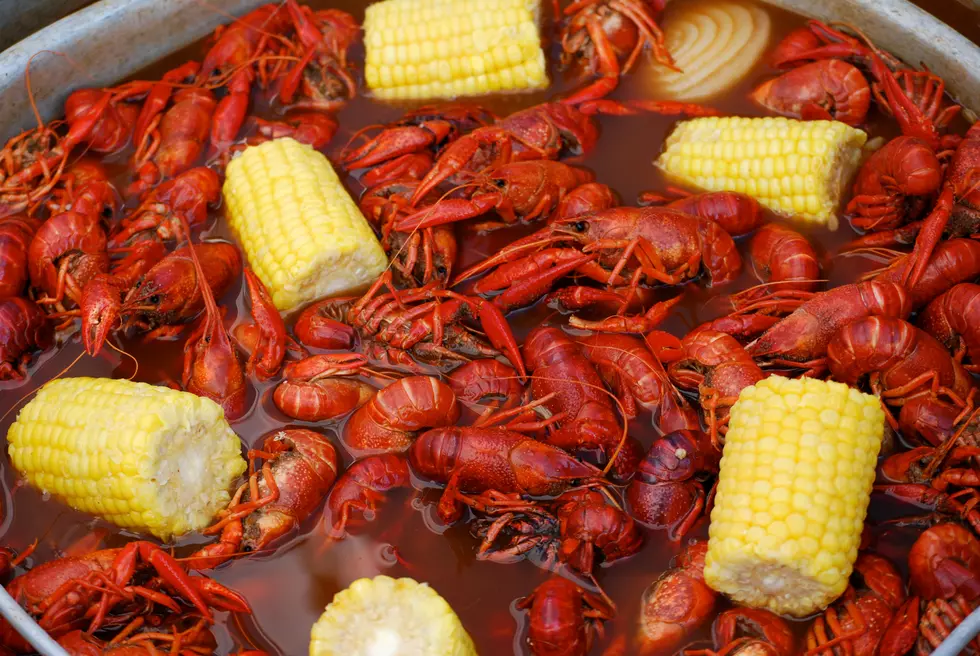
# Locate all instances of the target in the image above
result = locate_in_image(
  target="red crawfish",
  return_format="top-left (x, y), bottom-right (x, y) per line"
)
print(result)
top-left (447, 359), bottom-right (525, 422)
top-left (245, 111), bottom-right (338, 150)
top-left (732, 223), bottom-right (821, 310)
top-left (409, 427), bottom-right (601, 523)
top-left (919, 282), bottom-right (980, 373)
top-left (827, 317), bottom-right (975, 416)
top-left (804, 553), bottom-right (907, 656)
top-left (187, 429), bottom-right (338, 570)
top-left (879, 594), bottom-right (980, 656)
top-left (409, 102), bottom-right (601, 205)
top-left (277, 3), bottom-right (359, 111)
top-left (881, 443), bottom-right (980, 497)
top-left (56, 620), bottom-right (216, 655)
top-left (293, 297), bottom-right (354, 350)
top-left (129, 61), bottom-right (199, 175)
top-left (655, 330), bottom-right (765, 447)
top-left (639, 190), bottom-right (765, 238)
top-left (273, 354), bottom-right (374, 423)
top-left (394, 160), bottom-right (596, 232)
top-left (908, 523), bottom-right (980, 602)
top-left (748, 280), bottom-right (911, 374)
top-left (63, 87), bottom-right (142, 155)
top-left (516, 576), bottom-right (615, 656)
top-left (344, 376), bottom-right (460, 454)
top-left (626, 430), bottom-right (720, 540)
top-left (340, 272), bottom-right (527, 376)
top-left (195, 3), bottom-right (294, 155)
top-left (82, 242), bottom-right (241, 355)
top-left (845, 136), bottom-right (942, 235)
top-left (553, 487), bottom-right (642, 573)
top-left (0, 298), bottom-right (52, 380)
top-left (28, 180), bottom-right (115, 312)
top-left (946, 121), bottom-right (980, 234)
top-left (524, 326), bottom-right (643, 482)
top-left (896, 393), bottom-right (980, 449)
top-left (768, 20), bottom-right (886, 69)
top-left (341, 103), bottom-right (496, 180)
top-left (0, 541), bottom-right (248, 652)
top-left (751, 59), bottom-right (871, 125)
top-left (577, 332), bottom-right (701, 429)
top-left (236, 268), bottom-right (287, 380)
top-left (695, 608), bottom-right (796, 656)
top-left (558, 0), bottom-right (675, 105)
top-left (326, 454), bottom-right (411, 537)
top-left (359, 178), bottom-right (458, 286)
top-left (873, 238), bottom-right (980, 310)
top-left (181, 239), bottom-right (247, 421)
top-left (0, 215), bottom-right (38, 297)
top-left (859, 55), bottom-right (963, 290)
top-left (130, 86), bottom-right (216, 197)
top-left (458, 206), bottom-right (742, 314)
top-left (637, 539), bottom-right (717, 655)
top-left (108, 167), bottom-right (221, 248)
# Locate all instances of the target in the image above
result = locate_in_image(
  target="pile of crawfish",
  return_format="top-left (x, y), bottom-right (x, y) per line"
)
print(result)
top-left (3, 1), bottom-right (980, 654)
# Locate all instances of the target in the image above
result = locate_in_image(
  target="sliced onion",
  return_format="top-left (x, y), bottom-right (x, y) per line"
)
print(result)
top-left (645, 0), bottom-right (772, 101)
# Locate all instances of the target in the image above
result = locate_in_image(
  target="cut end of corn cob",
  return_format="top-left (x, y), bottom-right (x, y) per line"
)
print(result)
top-left (224, 138), bottom-right (388, 312)
top-left (7, 377), bottom-right (246, 541)
top-left (364, 0), bottom-right (548, 101)
top-left (310, 575), bottom-right (476, 656)
top-left (704, 376), bottom-right (884, 617)
top-left (656, 116), bottom-right (868, 230)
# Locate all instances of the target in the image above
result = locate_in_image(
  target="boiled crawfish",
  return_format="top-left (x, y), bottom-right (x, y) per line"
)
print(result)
top-left (805, 552), bottom-right (906, 656)
top-left (274, 353), bottom-right (374, 422)
top-left (0, 542), bottom-right (248, 653)
top-left (637, 539), bottom-right (717, 655)
top-left (559, 0), bottom-right (675, 104)
top-left (526, 326), bottom-right (642, 477)
top-left (0, 298), bottom-right (52, 380)
top-left (517, 576), bottom-right (614, 656)
top-left (626, 430), bottom-right (720, 540)
top-left (342, 103), bottom-right (496, 185)
top-left (187, 429), bottom-right (338, 570)
top-left (326, 454), bottom-right (411, 537)
top-left (344, 375), bottom-right (460, 454)
top-left (409, 426), bottom-right (601, 523)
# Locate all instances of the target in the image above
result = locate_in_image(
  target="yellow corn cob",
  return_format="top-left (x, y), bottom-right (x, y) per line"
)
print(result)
top-left (223, 138), bottom-right (387, 312)
top-left (703, 376), bottom-right (885, 616)
top-left (310, 575), bottom-right (476, 656)
top-left (363, 0), bottom-right (548, 101)
top-left (656, 116), bottom-right (867, 230)
top-left (7, 377), bottom-right (246, 541)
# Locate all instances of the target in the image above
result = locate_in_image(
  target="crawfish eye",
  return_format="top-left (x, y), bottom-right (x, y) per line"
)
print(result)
top-left (573, 221), bottom-right (588, 232)
top-left (149, 294), bottom-right (161, 304)
top-left (493, 178), bottom-right (506, 188)
top-left (437, 266), bottom-right (447, 276)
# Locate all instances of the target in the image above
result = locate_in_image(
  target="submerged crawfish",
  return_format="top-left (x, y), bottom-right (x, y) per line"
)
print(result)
top-left (559, 0), bottom-right (675, 105)
top-left (188, 429), bottom-right (338, 569)
top-left (314, 273), bottom-right (525, 376)
top-left (0, 541), bottom-right (248, 652)
top-left (458, 206), bottom-right (742, 314)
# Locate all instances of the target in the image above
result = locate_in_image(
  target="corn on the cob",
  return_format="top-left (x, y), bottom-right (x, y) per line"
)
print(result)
top-left (363, 0), bottom-right (548, 101)
top-left (309, 575), bottom-right (476, 656)
top-left (223, 138), bottom-right (387, 312)
top-left (703, 376), bottom-right (884, 616)
top-left (7, 377), bottom-right (246, 541)
top-left (656, 116), bottom-right (867, 230)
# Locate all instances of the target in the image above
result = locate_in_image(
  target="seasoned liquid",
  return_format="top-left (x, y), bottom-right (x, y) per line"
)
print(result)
top-left (0, 1), bottom-right (942, 653)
